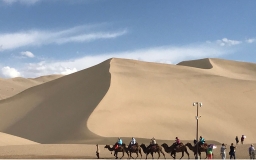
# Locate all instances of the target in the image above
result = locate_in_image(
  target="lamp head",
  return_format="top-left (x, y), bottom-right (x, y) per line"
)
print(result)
top-left (199, 103), bottom-right (203, 107)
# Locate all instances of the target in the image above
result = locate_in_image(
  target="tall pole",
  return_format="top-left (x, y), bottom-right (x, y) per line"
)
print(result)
top-left (196, 104), bottom-right (199, 159)
top-left (193, 102), bottom-right (202, 159)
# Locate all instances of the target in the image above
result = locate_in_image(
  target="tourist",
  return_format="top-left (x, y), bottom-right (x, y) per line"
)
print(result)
top-left (207, 144), bottom-right (213, 159)
top-left (229, 143), bottom-right (236, 159)
top-left (249, 144), bottom-right (255, 159)
top-left (241, 135), bottom-right (245, 144)
top-left (220, 143), bottom-right (226, 159)
top-left (235, 136), bottom-right (239, 145)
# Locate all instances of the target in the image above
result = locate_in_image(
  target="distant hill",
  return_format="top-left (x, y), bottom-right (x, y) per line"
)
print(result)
top-left (0, 75), bottom-right (62, 100)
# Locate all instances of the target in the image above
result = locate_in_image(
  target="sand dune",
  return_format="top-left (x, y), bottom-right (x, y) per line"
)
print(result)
top-left (177, 58), bottom-right (256, 80)
top-left (0, 58), bottom-right (255, 153)
top-left (0, 132), bottom-right (38, 146)
top-left (88, 58), bottom-right (256, 144)
top-left (0, 75), bottom-right (62, 100)
top-left (0, 59), bottom-right (111, 143)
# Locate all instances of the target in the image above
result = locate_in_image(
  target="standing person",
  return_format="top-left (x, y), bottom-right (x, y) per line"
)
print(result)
top-left (96, 144), bottom-right (100, 159)
top-left (229, 143), bottom-right (236, 159)
top-left (207, 144), bottom-right (213, 159)
top-left (241, 135), bottom-right (245, 144)
top-left (249, 144), bottom-right (255, 159)
top-left (220, 143), bottom-right (227, 159)
top-left (235, 136), bottom-right (239, 145)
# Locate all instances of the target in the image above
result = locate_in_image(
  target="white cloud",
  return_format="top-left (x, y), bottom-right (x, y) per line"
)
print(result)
top-left (1, 0), bottom-right (40, 5)
top-left (246, 38), bottom-right (255, 43)
top-left (216, 38), bottom-right (242, 46)
top-left (20, 51), bottom-right (35, 58)
top-left (20, 61), bottom-right (77, 78)
top-left (15, 42), bottom-right (230, 78)
top-left (0, 26), bottom-right (127, 51)
top-left (55, 30), bottom-right (127, 44)
top-left (0, 66), bottom-right (21, 78)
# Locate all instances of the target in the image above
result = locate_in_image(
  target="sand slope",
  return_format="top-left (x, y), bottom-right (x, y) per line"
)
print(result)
top-left (88, 58), bottom-right (256, 144)
top-left (0, 58), bottom-right (256, 146)
top-left (0, 132), bottom-right (38, 146)
top-left (0, 59), bottom-right (111, 144)
top-left (0, 75), bottom-right (62, 100)
top-left (177, 58), bottom-right (256, 80)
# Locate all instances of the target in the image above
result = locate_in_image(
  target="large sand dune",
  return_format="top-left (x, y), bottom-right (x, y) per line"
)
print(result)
top-left (0, 58), bottom-right (255, 158)
top-left (88, 58), bottom-right (256, 144)
top-left (0, 59), bottom-right (111, 143)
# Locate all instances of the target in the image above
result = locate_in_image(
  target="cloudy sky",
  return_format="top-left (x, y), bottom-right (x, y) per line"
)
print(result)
top-left (0, 0), bottom-right (255, 78)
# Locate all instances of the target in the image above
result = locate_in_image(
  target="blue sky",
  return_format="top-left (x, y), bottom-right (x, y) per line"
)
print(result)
top-left (0, 0), bottom-right (255, 78)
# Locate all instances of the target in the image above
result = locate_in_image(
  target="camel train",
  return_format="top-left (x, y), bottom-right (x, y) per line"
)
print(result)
top-left (104, 140), bottom-right (210, 159)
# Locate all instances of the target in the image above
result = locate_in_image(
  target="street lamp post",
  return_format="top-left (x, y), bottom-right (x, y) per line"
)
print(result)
top-left (193, 102), bottom-right (202, 159)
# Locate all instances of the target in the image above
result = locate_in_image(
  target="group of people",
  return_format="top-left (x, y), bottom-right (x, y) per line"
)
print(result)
top-left (219, 142), bottom-right (255, 159)
top-left (115, 137), bottom-right (157, 150)
top-left (235, 135), bottom-right (246, 145)
top-left (113, 135), bottom-right (255, 159)
top-left (115, 136), bottom-right (205, 151)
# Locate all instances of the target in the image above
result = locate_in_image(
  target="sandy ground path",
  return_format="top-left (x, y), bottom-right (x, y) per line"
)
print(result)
top-left (0, 143), bottom-right (253, 159)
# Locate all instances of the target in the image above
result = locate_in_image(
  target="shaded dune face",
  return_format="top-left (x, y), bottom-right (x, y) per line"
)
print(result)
top-left (177, 58), bottom-right (256, 80)
top-left (0, 59), bottom-right (111, 143)
top-left (177, 58), bottom-right (213, 69)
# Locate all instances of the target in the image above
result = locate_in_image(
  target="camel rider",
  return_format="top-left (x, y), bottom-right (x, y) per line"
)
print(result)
top-left (128, 137), bottom-right (136, 149)
top-left (147, 137), bottom-right (157, 150)
top-left (174, 137), bottom-right (180, 150)
top-left (115, 137), bottom-right (123, 149)
top-left (151, 137), bottom-right (157, 145)
top-left (194, 139), bottom-right (197, 145)
top-left (199, 136), bottom-right (205, 146)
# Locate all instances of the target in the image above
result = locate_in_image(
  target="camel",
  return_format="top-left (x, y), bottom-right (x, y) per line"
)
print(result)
top-left (126, 143), bottom-right (142, 159)
top-left (161, 143), bottom-right (190, 159)
top-left (140, 143), bottom-right (166, 159)
top-left (185, 142), bottom-right (207, 159)
top-left (104, 143), bottom-right (129, 159)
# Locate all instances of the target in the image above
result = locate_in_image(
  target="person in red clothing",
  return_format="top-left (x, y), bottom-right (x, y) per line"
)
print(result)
top-left (174, 137), bottom-right (180, 151)
top-left (241, 135), bottom-right (245, 144)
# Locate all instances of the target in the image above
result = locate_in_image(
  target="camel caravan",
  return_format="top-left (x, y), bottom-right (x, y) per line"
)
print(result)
top-left (104, 136), bottom-right (212, 159)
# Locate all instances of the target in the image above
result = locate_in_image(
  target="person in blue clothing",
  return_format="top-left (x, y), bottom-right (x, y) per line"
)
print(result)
top-left (199, 136), bottom-right (205, 146)
top-left (115, 137), bottom-right (123, 149)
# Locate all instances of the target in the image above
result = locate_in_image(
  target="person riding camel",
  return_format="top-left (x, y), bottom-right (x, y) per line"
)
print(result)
top-left (147, 137), bottom-right (157, 150)
top-left (115, 137), bottom-right (123, 149)
top-left (151, 137), bottom-right (157, 145)
top-left (174, 137), bottom-right (180, 151)
top-left (128, 137), bottom-right (136, 149)
top-left (199, 136), bottom-right (205, 147)
top-left (194, 139), bottom-right (197, 146)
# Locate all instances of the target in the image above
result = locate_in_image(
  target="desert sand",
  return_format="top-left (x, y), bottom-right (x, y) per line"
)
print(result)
top-left (0, 58), bottom-right (255, 159)
top-left (0, 75), bottom-right (62, 100)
